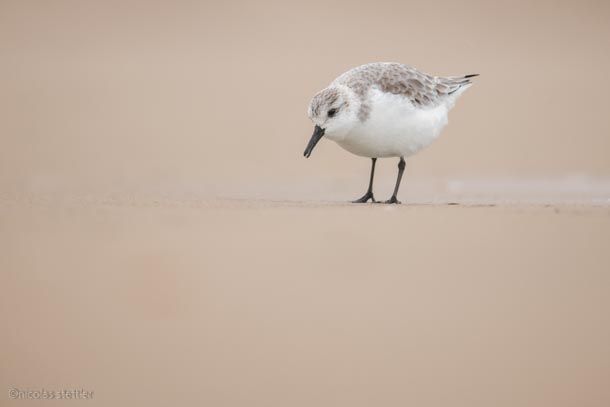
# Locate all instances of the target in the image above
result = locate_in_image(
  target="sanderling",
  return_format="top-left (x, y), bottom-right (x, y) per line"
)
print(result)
top-left (304, 62), bottom-right (478, 204)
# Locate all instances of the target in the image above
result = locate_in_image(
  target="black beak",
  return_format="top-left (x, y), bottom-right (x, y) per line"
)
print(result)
top-left (303, 125), bottom-right (325, 158)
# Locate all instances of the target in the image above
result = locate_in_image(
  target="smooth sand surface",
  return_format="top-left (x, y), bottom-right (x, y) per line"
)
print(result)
top-left (2, 197), bottom-right (610, 406)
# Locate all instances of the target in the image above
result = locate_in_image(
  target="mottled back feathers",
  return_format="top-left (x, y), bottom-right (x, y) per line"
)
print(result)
top-left (332, 62), bottom-right (477, 120)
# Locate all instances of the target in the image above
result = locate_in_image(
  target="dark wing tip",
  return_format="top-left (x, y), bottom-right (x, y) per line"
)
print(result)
top-left (464, 74), bottom-right (480, 78)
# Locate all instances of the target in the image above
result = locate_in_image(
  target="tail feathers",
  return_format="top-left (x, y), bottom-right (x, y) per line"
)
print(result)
top-left (446, 73), bottom-right (479, 95)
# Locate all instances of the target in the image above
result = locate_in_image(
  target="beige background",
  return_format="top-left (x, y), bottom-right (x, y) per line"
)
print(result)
top-left (1, 0), bottom-right (610, 197)
top-left (1, 1), bottom-right (610, 406)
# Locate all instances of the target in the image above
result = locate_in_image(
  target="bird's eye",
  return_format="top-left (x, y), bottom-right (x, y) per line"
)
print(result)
top-left (327, 108), bottom-right (337, 118)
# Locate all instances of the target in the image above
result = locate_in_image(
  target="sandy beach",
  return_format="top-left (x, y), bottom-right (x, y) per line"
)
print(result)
top-left (2, 196), bottom-right (610, 406)
top-left (2, 0), bottom-right (610, 406)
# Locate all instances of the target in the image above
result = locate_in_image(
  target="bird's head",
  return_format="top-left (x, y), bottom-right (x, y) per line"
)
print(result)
top-left (304, 85), bottom-right (358, 158)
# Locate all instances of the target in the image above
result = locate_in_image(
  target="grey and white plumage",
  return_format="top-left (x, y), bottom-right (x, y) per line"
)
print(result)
top-left (304, 62), bottom-right (478, 203)
top-left (310, 62), bottom-right (476, 120)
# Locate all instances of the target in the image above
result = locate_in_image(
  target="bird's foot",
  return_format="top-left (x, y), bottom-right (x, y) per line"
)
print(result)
top-left (384, 196), bottom-right (401, 204)
top-left (352, 191), bottom-right (376, 203)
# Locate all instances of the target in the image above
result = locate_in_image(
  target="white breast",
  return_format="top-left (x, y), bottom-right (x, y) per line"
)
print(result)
top-left (336, 88), bottom-right (450, 158)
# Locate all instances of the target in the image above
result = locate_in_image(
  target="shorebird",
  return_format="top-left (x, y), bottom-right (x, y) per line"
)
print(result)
top-left (304, 62), bottom-right (477, 204)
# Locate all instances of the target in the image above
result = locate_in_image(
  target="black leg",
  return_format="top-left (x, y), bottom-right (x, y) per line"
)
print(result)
top-left (385, 157), bottom-right (405, 204)
top-left (352, 158), bottom-right (377, 203)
